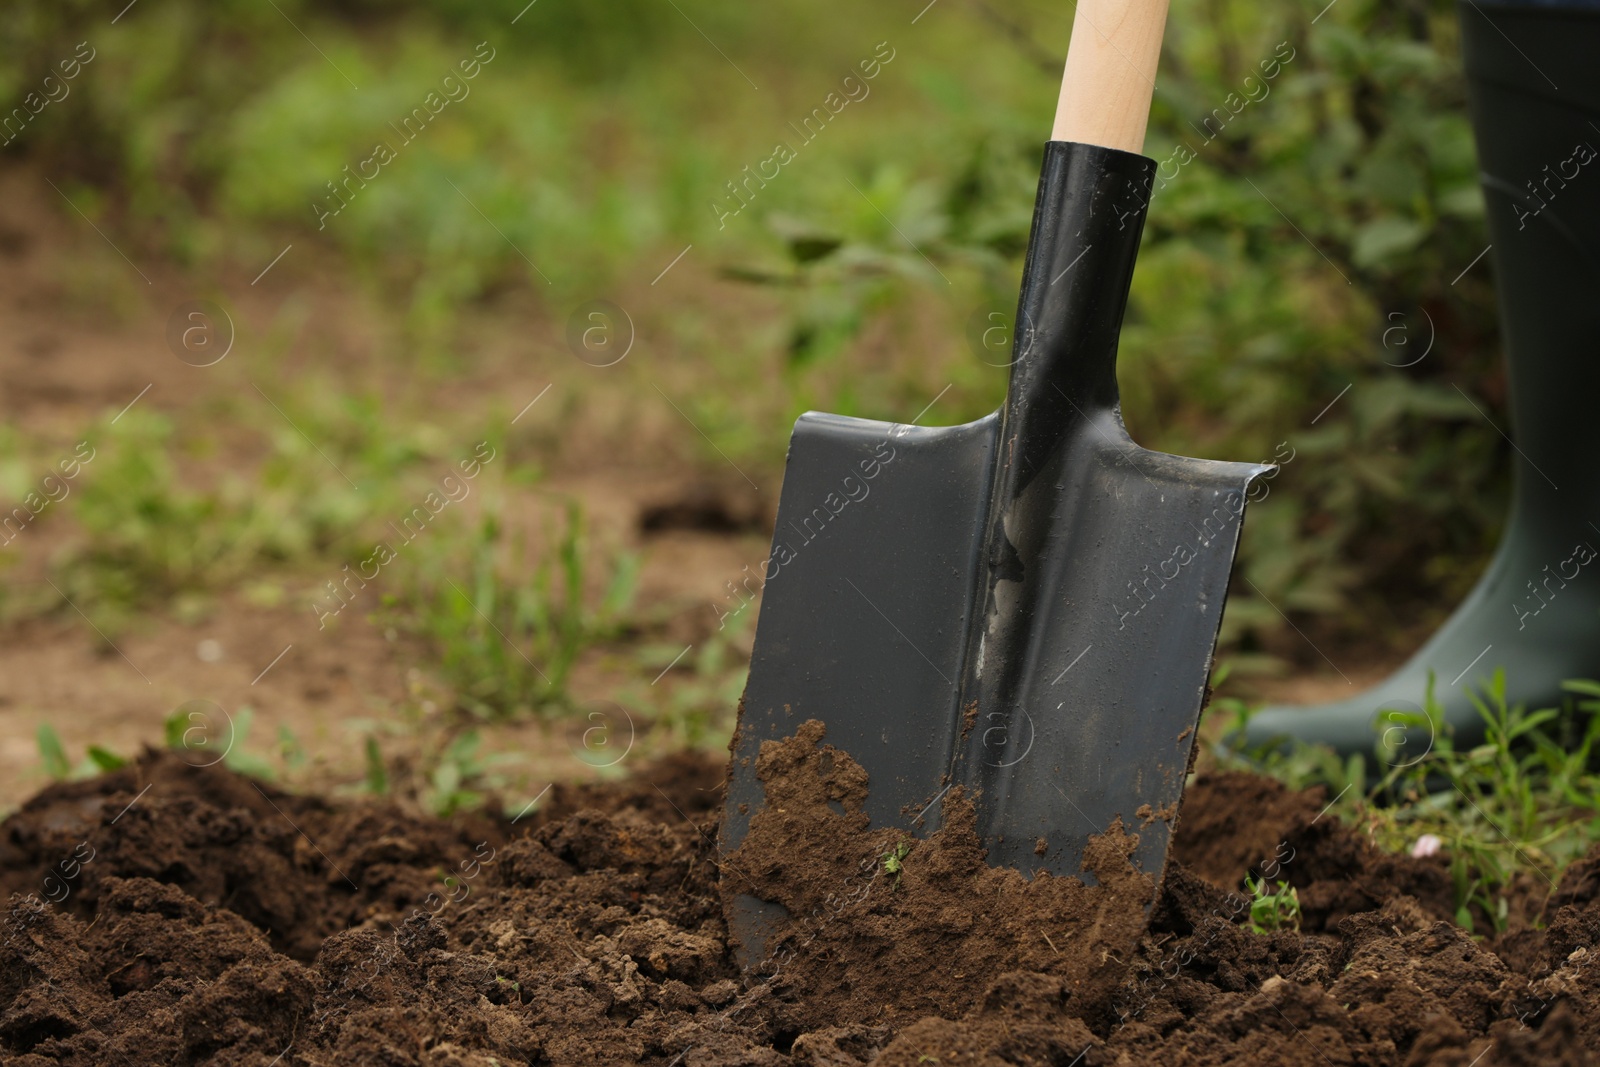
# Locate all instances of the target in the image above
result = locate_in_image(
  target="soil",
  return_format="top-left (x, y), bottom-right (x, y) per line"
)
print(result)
top-left (3, 724), bottom-right (1597, 1066)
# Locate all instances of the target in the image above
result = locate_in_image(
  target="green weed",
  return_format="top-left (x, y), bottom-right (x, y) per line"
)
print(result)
top-left (47, 408), bottom-right (367, 630)
top-left (882, 839), bottom-right (913, 888)
top-left (162, 704), bottom-right (278, 781)
top-left (277, 725), bottom-right (309, 774)
top-left (423, 730), bottom-right (518, 817)
top-left (364, 736), bottom-right (390, 796)
top-left (385, 503), bottom-right (639, 720)
top-left (35, 724), bottom-right (128, 781)
top-left (1244, 874), bottom-right (1302, 934)
top-left (34, 395), bottom-right (504, 640)
top-left (622, 606), bottom-right (754, 749)
top-left (36, 724), bottom-right (69, 781)
top-left (1225, 670), bottom-right (1600, 933)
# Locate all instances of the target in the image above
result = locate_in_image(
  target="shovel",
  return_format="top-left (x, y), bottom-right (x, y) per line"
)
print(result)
top-left (720, 0), bottom-right (1269, 967)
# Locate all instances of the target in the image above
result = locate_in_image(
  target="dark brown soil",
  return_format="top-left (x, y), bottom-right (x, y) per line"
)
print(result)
top-left (720, 719), bottom-right (1155, 1032)
top-left (1, 727), bottom-right (1597, 1066)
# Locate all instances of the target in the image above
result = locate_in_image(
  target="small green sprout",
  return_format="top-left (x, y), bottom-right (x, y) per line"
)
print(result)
top-left (881, 839), bottom-right (913, 887)
top-left (1244, 874), bottom-right (1301, 934)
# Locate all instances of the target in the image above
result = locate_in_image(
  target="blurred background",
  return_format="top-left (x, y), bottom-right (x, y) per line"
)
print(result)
top-left (0, 0), bottom-right (1504, 814)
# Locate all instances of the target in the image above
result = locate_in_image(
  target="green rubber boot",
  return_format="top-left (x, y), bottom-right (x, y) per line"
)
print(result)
top-left (1244, 0), bottom-right (1600, 762)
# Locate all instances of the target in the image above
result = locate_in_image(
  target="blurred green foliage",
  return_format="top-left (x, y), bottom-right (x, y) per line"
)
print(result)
top-left (162, 703), bottom-right (282, 780)
top-left (622, 606), bottom-right (754, 749)
top-left (380, 505), bottom-right (640, 720)
top-left (35, 722), bottom-right (126, 780)
top-left (0, 0), bottom-right (1512, 666)
top-left (13, 396), bottom-right (502, 634)
top-left (730, 0), bottom-right (1506, 659)
top-left (53, 408), bottom-right (360, 629)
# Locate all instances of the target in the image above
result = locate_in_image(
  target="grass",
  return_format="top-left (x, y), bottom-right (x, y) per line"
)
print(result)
top-left (381, 503), bottom-right (640, 721)
top-left (48, 409), bottom-right (347, 630)
top-left (11, 388), bottom-right (461, 632)
top-left (11, 375), bottom-right (735, 814)
top-left (1222, 670), bottom-right (1600, 933)
top-left (420, 729), bottom-right (518, 817)
top-left (163, 703), bottom-right (279, 781)
top-left (35, 702), bottom-right (284, 784)
top-left (51, 697), bottom-right (527, 821)
top-left (1244, 875), bottom-right (1302, 934)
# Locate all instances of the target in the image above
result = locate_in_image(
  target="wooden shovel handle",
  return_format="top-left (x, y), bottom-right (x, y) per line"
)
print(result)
top-left (1050, 0), bottom-right (1168, 154)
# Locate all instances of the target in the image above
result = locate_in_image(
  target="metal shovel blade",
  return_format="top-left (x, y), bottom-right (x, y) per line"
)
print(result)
top-left (720, 142), bottom-right (1269, 967)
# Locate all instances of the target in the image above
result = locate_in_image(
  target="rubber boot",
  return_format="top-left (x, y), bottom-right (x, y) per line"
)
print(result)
top-left (1243, 0), bottom-right (1600, 762)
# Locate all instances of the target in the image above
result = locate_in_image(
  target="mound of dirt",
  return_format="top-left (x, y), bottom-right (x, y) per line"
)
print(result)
top-left (0, 727), bottom-right (1595, 1065)
top-left (720, 719), bottom-right (1156, 1031)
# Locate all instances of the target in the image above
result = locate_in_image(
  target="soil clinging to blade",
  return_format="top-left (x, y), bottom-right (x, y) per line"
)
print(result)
top-left (720, 718), bottom-right (1155, 1032)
